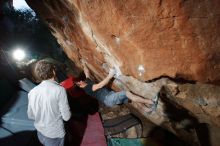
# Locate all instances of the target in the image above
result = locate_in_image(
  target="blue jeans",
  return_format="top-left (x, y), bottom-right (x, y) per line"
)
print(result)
top-left (37, 131), bottom-right (65, 146)
top-left (103, 91), bottom-right (128, 107)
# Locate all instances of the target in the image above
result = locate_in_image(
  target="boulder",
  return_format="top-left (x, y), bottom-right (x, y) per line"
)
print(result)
top-left (26, 0), bottom-right (220, 84)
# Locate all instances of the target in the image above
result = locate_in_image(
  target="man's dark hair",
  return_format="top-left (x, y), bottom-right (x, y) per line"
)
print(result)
top-left (35, 60), bottom-right (55, 81)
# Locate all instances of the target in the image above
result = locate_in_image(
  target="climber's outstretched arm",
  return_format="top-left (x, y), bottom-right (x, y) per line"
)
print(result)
top-left (92, 68), bottom-right (115, 91)
top-left (81, 59), bottom-right (90, 79)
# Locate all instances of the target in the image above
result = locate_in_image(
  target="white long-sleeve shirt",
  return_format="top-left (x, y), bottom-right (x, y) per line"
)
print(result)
top-left (27, 79), bottom-right (71, 138)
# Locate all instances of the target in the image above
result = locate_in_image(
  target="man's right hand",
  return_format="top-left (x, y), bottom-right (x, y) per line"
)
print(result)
top-left (108, 68), bottom-right (116, 77)
top-left (80, 59), bottom-right (87, 66)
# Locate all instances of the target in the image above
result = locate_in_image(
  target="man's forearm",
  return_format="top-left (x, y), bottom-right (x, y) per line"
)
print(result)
top-left (92, 74), bottom-right (113, 91)
top-left (83, 64), bottom-right (90, 78)
top-left (59, 89), bottom-right (71, 121)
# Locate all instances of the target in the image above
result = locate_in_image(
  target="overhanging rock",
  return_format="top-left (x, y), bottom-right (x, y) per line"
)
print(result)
top-left (26, 0), bottom-right (220, 84)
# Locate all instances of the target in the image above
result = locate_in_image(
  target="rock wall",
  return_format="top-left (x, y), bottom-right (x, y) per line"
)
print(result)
top-left (25, 0), bottom-right (220, 145)
top-left (26, 0), bottom-right (220, 84)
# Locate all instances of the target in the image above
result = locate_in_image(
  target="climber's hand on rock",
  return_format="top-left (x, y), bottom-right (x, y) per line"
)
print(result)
top-left (80, 59), bottom-right (87, 66)
top-left (114, 68), bottom-right (122, 79)
top-left (108, 68), bottom-right (116, 78)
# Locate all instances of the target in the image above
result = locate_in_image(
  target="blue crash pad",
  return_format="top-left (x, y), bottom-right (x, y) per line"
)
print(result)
top-left (0, 90), bottom-right (35, 138)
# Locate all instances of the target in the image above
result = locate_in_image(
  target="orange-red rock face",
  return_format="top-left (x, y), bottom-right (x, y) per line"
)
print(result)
top-left (26, 0), bottom-right (220, 84)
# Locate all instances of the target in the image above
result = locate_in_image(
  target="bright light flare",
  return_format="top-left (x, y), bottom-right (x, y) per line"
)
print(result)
top-left (13, 0), bottom-right (31, 10)
top-left (13, 49), bottom-right (26, 61)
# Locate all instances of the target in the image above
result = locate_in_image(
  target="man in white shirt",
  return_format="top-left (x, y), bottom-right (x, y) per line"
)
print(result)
top-left (27, 60), bottom-right (71, 146)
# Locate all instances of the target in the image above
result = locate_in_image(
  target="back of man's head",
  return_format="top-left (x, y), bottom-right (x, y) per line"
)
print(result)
top-left (35, 60), bottom-right (55, 81)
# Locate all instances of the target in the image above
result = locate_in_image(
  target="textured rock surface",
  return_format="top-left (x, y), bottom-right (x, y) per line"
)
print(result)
top-left (25, 0), bottom-right (220, 145)
top-left (165, 82), bottom-right (220, 127)
top-left (26, 0), bottom-right (220, 84)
